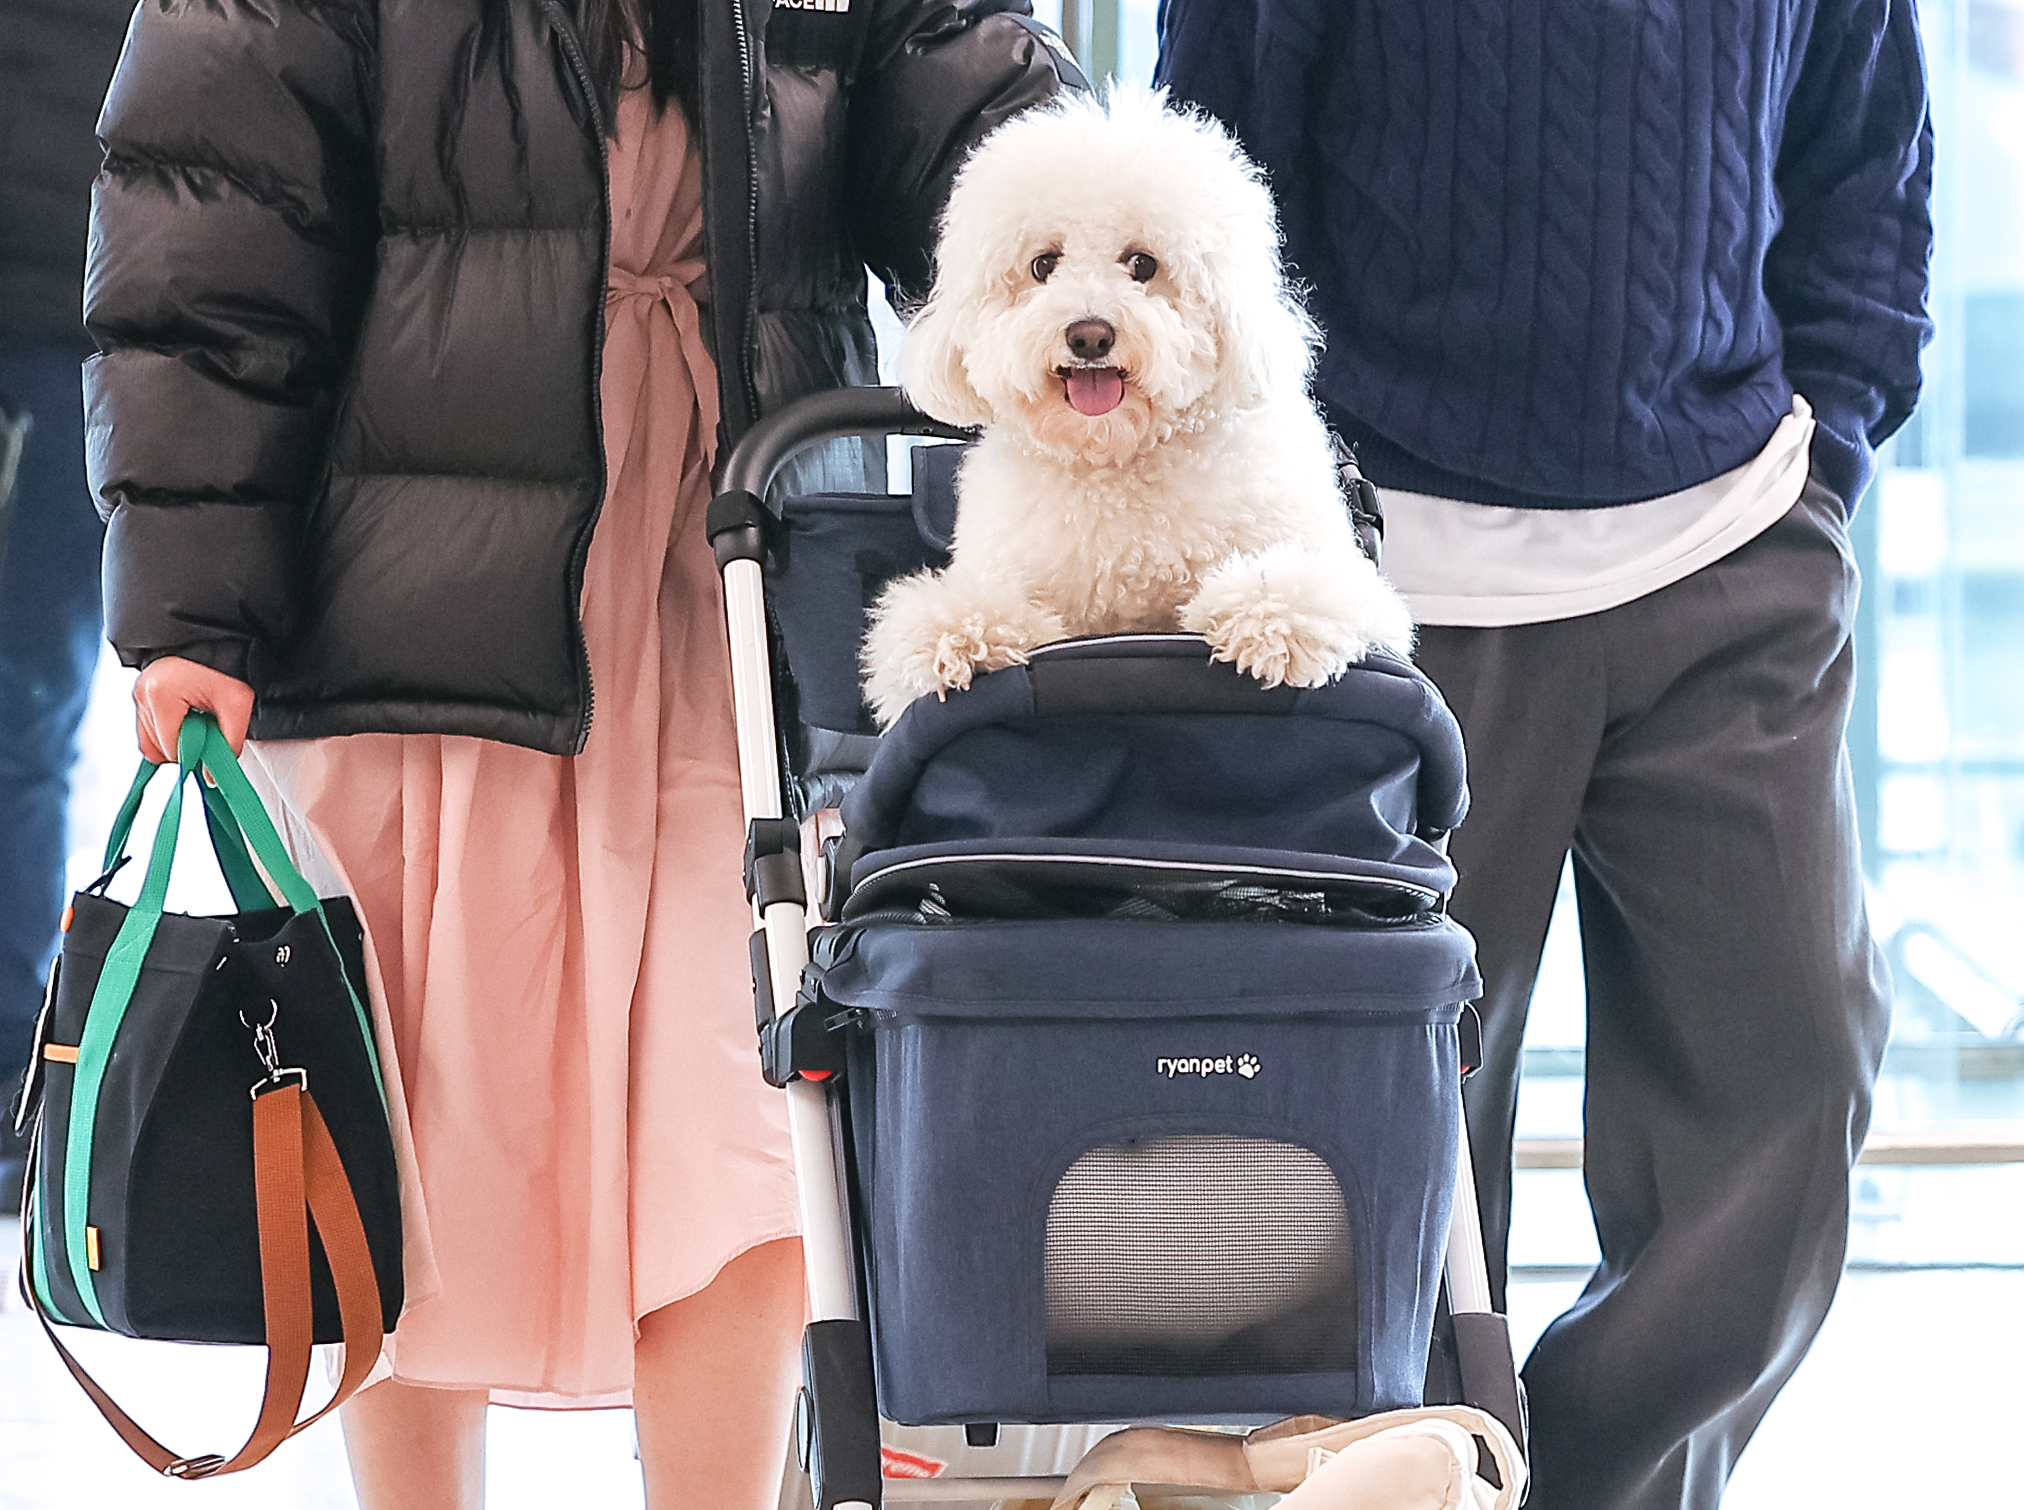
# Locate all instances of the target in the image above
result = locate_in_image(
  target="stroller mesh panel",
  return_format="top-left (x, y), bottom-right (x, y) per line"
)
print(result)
top-left (1044, 1135), bottom-right (1357, 1377)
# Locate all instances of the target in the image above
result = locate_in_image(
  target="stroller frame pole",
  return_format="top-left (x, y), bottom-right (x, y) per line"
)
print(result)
top-left (724, 555), bottom-right (860, 1326)
top-left (725, 548), bottom-right (880, 1510)
top-left (1440, 1101), bottom-right (1528, 1456)
top-left (1444, 1106), bottom-right (1493, 1316)
top-left (716, 391), bottom-right (971, 1510)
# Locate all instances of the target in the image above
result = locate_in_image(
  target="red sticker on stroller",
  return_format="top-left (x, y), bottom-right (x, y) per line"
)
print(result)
top-left (880, 1446), bottom-right (947, 1479)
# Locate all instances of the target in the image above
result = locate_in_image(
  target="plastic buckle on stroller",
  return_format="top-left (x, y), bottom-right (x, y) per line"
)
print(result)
top-left (749, 930), bottom-right (783, 1034)
top-left (760, 972), bottom-right (848, 1088)
top-left (744, 818), bottom-right (807, 909)
top-left (818, 831), bottom-right (863, 922)
top-left (1330, 432), bottom-right (1386, 568)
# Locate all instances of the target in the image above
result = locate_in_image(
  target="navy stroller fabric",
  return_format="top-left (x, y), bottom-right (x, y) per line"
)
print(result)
top-left (815, 638), bottom-right (1483, 1426)
top-left (820, 915), bottom-right (1475, 1425)
top-left (842, 638), bottom-right (1468, 909)
top-left (763, 444), bottom-right (964, 738)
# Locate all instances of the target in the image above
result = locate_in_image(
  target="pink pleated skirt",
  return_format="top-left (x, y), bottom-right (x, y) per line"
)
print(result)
top-left (253, 90), bottom-right (798, 1408)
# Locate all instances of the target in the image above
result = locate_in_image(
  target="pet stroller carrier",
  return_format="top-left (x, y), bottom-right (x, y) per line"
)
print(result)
top-left (709, 389), bottom-right (1525, 1508)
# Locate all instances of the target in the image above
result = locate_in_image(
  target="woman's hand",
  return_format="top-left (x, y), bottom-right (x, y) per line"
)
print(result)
top-left (133, 656), bottom-right (256, 764)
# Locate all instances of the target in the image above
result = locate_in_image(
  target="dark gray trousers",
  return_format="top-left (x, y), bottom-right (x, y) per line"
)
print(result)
top-left (1413, 478), bottom-right (1891, 1510)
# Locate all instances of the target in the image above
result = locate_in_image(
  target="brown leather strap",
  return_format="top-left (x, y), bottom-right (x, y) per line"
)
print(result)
top-left (295, 1091), bottom-right (387, 1424)
top-left (19, 1084), bottom-right (388, 1477)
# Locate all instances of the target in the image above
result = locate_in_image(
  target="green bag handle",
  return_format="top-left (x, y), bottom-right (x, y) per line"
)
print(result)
top-left (97, 758), bottom-right (277, 915)
top-left (203, 791), bottom-right (284, 914)
top-left (49, 714), bottom-right (384, 1328)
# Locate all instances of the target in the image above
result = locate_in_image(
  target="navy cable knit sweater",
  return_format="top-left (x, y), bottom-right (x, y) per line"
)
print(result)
top-left (1157, 0), bottom-right (1934, 509)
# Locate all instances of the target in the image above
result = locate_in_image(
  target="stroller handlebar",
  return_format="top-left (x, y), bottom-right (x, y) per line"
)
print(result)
top-left (720, 385), bottom-right (973, 502)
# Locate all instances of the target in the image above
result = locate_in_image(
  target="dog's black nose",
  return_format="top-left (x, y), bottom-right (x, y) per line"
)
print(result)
top-left (1065, 319), bottom-right (1116, 362)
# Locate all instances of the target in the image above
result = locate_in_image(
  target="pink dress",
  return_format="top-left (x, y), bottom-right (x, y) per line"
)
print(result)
top-left (254, 90), bottom-right (799, 1408)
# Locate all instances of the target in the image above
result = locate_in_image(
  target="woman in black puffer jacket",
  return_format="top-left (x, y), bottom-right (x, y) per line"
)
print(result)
top-left (88, 1), bottom-right (1070, 1503)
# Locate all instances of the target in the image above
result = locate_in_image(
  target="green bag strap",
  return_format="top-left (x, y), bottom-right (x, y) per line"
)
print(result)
top-left (97, 748), bottom-right (277, 915)
top-left (61, 720), bottom-right (209, 1323)
top-left (203, 786), bottom-right (282, 914)
top-left (190, 721), bottom-right (322, 917)
top-left (98, 763), bottom-right (155, 878)
top-left (59, 716), bottom-right (383, 1327)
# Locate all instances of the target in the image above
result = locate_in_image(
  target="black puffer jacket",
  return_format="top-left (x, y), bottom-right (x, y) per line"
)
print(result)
top-left (86, 0), bottom-right (1072, 752)
top-left (0, 0), bottom-right (133, 347)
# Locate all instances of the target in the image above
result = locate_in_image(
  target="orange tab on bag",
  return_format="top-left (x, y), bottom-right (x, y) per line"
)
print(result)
top-left (60, 904), bottom-right (73, 933)
top-left (43, 1044), bottom-right (79, 1064)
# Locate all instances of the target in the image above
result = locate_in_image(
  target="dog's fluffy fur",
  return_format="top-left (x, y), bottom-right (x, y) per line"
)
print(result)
top-left (861, 86), bottom-right (1414, 728)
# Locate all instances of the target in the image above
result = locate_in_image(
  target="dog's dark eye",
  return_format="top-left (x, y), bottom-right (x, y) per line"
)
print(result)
top-left (1124, 251), bottom-right (1158, 283)
top-left (1031, 251), bottom-right (1061, 283)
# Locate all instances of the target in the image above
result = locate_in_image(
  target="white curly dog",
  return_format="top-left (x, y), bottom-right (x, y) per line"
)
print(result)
top-left (860, 85), bottom-right (1413, 728)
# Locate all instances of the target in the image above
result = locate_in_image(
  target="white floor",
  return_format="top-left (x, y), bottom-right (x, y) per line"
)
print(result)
top-left (2, 1228), bottom-right (2017, 1510)
top-left (0, 1237), bottom-right (647, 1510)
top-left (18, 659), bottom-right (2022, 1507)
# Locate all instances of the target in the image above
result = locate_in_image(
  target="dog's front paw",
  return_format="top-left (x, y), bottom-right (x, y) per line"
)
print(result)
top-left (1184, 599), bottom-right (1349, 688)
top-left (863, 573), bottom-right (1065, 726)
top-left (929, 616), bottom-right (1033, 690)
top-left (1181, 545), bottom-right (1415, 689)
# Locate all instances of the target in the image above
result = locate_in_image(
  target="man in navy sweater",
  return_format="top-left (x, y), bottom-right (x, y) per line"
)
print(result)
top-left (1161, 4), bottom-right (1930, 1507)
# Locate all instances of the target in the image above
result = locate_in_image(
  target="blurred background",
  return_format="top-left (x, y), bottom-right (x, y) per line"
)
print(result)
top-left (4, 2), bottom-right (2020, 1506)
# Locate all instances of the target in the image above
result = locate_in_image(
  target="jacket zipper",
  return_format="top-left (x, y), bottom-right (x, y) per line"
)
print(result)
top-left (699, 0), bottom-right (761, 441)
top-left (733, 0), bottom-right (762, 433)
top-left (540, 0), bottom-right (611, 754)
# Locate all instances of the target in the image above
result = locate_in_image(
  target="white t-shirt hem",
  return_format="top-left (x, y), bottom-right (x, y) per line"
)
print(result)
top-left (1381, 398), bottom-right (1816, 629)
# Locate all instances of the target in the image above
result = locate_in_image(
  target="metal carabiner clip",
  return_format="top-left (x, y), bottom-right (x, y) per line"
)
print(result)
top-left (242, 997), bottom-right (309, 1099)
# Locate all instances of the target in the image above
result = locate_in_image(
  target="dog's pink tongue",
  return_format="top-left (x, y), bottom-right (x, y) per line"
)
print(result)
top-left (1065, 366), bottom-right (1125, 416)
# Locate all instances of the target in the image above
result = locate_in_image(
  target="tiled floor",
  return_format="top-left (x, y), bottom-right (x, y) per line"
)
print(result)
top-left (3, 1220), bottom-right (2016, 1510)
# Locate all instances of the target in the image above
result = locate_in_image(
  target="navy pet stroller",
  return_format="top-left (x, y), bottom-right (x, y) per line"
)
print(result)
top-left (707, 388), bottom-right (1525, 1508)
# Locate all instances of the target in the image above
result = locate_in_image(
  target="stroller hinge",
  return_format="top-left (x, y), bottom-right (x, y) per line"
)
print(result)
top-left (760, 972), bottom-right (849, 1087)
top-left (708, 488), bottom-right (771, 568)
top-left (745, 818), bottom-right (807, 909)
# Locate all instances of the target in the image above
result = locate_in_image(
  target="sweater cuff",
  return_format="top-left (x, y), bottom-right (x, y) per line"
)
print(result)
top-left (1800, 399), bottom-right (1875, 514)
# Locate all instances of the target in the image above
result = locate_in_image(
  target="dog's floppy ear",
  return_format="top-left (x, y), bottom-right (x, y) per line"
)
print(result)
top-left (901, 294), bottom-right (994, 428)
top-left (1202, 250), bottom-right (1319, 413)
top-left (1150, 99), bottom-right (1319, 414)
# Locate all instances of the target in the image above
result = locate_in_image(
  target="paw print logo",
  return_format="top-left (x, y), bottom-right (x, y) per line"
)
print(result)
top-left (1237, 1054), bottom-right (1261, 1079)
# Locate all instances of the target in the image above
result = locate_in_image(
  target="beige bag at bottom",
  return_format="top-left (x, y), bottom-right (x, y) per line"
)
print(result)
top-left (1028, 1406), bottom-right (1525, 1510)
